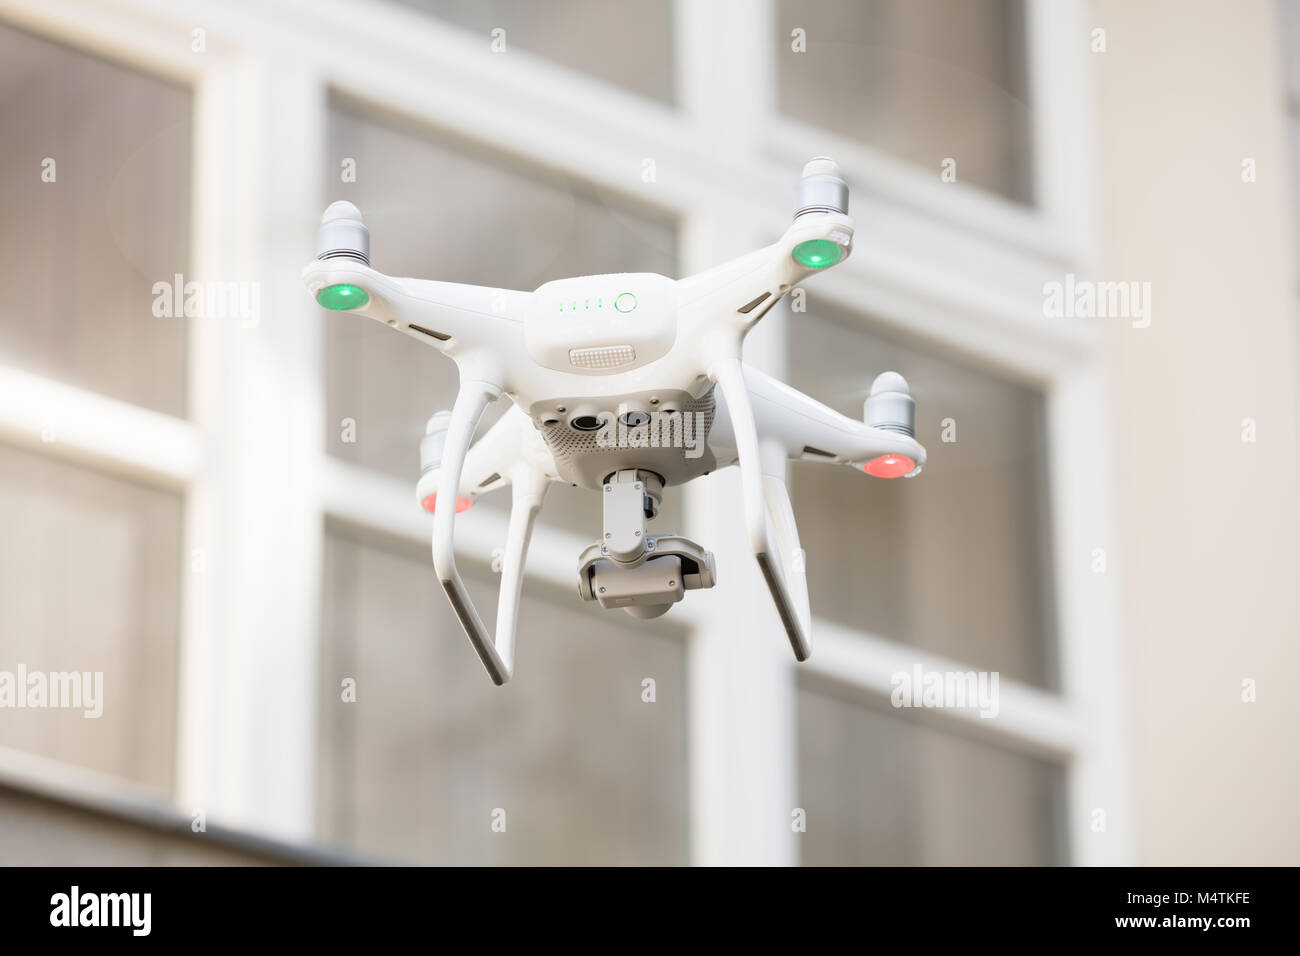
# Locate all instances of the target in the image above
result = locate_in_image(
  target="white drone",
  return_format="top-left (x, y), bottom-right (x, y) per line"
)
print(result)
top-left (304, 158), bottom-right (925, 685)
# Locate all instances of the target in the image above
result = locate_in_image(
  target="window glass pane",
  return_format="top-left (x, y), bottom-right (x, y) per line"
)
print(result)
top-left (798, 678), bottom-right (1067, 865)
top-left (0, 444), bottom-right (182, 794)
top-left (388, 0), bottom-right (674, 103)
top-left (318, 524), bottom-right (689, 864)
top-left (0, 22), bottom-right (190, 416)
top-left (788, 304), bottom-right (1057, 689)
top-left (776, 0), bottom-right (1032, 204)
top-left (323, 100), bottom-right (682, 536)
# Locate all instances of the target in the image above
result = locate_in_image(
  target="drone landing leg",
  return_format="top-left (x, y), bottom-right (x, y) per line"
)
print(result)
top-left (761, 468), bottom-right (812, 647)
top-left (432, 379), bottom-right (517, 684)
top-left (494, 469), bottom-right (547, 670)
top-left (710, 359), bottom-right (813, 660)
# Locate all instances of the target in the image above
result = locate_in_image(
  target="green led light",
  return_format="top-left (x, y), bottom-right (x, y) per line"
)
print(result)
top-left (792, 239), bottom-right (844, 269)
top-left (316, 283), bottom-right (370, 310)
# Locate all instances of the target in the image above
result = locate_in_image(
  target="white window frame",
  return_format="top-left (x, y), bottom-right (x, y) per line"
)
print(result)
top-left (0, 0), bottom-right (1132, 865)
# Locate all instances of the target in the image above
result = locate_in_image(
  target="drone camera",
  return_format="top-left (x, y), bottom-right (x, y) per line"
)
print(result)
top-left (576, 469), bottom-right (716, 618)
top-left (570, 410), bottom-right (604, 431)
top-left (586, 555), bottom-right (684, 618)
top-left (618, 409), bottom-right (652, 428)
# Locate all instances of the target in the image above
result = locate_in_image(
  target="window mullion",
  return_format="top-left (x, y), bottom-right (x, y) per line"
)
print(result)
top-left (176, 52), bottom-right (327, 842)
top-left (1048, 367), bottom-right (1136, 865)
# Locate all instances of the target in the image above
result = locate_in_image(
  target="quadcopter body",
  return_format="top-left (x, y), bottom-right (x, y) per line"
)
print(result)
top-left (303, 158), bottom-right (926, 684)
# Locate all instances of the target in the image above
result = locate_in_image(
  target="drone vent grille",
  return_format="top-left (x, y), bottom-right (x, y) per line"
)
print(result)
top-left (541, 390), bottom-right (716, 469)
top-left (569, 345), bottom-right (636, 370)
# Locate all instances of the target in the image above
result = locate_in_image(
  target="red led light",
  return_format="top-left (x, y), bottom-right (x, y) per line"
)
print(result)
top-left (421, 494), bottom-right (474, 514)
top-left (864, 454), bottom-right (915, 479)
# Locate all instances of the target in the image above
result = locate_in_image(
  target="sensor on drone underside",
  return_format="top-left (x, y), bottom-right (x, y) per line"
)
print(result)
top-left (528, 386), bottom-right (717, 489)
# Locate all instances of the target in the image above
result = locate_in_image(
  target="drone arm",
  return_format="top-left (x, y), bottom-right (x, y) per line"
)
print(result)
top-left (303, 259), bottom-right (528, 356)
top-left (745, 365), bottom-right (927, 468)
top-left (677, 213), bottom-right (854, 336)
top-left (676, 243), bottom-right (793, 322)
top-left (710, 358), bottom-right (813, 660)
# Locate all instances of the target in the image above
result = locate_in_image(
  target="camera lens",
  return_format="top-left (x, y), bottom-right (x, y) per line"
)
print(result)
top-left (619, 410), bottom-right (651, 427)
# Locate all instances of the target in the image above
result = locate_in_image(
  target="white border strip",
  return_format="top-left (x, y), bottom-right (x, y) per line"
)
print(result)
top-left (802, 617), bottom-right (1081, 761)
top-left (0, 364), bottom-right (202, 487)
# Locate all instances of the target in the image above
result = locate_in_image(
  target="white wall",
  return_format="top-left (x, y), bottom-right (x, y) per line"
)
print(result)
top-left (1095, 0), bottom-right (1300, 865)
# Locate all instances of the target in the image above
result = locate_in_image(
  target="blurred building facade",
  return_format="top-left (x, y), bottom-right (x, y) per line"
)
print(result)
top-left (0, 0), bottom-right (1296, 865)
